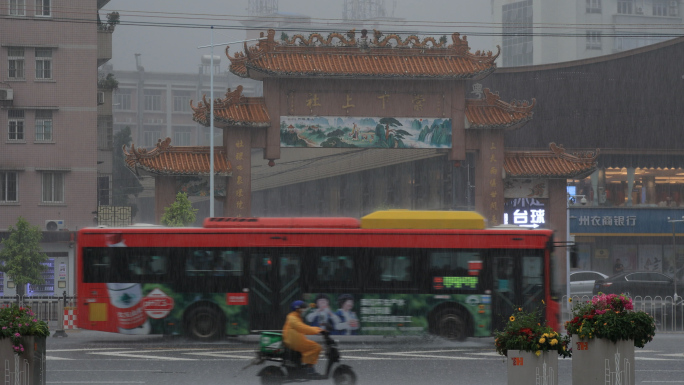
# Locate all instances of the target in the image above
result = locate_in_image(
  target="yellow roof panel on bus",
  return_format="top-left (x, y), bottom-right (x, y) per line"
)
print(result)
top-left (360, 210), bottom-right (486, 230)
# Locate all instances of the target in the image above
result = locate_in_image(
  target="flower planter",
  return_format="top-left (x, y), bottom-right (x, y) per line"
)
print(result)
top-left (0, 336), bottom-right (46, 385)
top-left (506, 350), bottom-right (558, 385)
top-left (571, 336), bottom-right (635, 385)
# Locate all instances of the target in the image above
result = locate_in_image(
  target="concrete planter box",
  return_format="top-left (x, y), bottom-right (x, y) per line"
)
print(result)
top-left (506, 350), bottom-right (558, 385)
top-left (571, 335), bottom-right (634, 385)
top-left (0, 336), bottom-right (46, 385)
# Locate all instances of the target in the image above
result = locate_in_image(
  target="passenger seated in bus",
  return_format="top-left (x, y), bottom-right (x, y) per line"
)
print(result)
top-left (283, 300), bottom-right (324, 376)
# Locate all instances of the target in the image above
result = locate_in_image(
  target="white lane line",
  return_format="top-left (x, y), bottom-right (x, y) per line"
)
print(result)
top-left (47, 382), bottom-right (145, 384)
top-left (467, 352), bottom-right (502, 357)
top-left (658, 353), bottom-right (684, 357)
top-left (46, 356), bottom-right (74, 360)
top-left (183, 351), bottom-right (254, 359)
top-left (48, 348), bottom-right (131, 352)
top-left (337, 355), bottom-right (391, 360)
top-left (374, 349), bottom-right (466, 355)
top-left (635, 357), bottom-right (682, 361)
top-left (89, 351), bottom-right (197, 361)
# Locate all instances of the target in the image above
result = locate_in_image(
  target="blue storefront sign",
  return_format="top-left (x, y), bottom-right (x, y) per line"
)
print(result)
top-left (569, 208), bottom-right (684, 235)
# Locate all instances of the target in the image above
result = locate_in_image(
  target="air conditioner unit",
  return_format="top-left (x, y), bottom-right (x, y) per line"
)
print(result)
top-left (148, 118), bottom-right (164, 124)
top-left (45, 219), bottom-right (65, 231)
top-left (97, 91), bottom-right (105, 105)
top-left (0, 89), bottom-right (13, 101)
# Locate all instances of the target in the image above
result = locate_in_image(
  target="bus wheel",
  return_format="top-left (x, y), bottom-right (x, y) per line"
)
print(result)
top-left (185, 307), bottom-right (223, 341)
top-left (436, 310), bottom-right (468, 341)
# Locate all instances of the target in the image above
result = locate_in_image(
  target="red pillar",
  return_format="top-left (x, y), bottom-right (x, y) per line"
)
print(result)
top-left (155, 176), bottom-right (177, 224)
top-left (223, 127), bottom-right (252, 217)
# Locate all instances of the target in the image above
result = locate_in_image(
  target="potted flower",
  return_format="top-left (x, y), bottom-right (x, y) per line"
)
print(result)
top-left (0, 305), bottom-right (50, 385)
top-left (495, 306), bottom-right (571, 385)
top-left (565, 293), bottom-right (655, 385)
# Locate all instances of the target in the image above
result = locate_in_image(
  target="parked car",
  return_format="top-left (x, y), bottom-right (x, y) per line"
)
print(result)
top-left (570, 271), bottom-right (608, 297)
top-left (592, 271), bottom-right (675, 299)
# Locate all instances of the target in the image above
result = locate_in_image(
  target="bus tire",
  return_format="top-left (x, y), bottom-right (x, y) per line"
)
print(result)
top-left (436, 309), bottom-right (469, 341)
top-left (185, 306), bottom-right (224, 341)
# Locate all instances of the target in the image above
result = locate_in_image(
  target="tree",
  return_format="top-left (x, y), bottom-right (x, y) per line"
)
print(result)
top-left (161, 192), bottom-right (198, 227)
top-left (0, 217), bottom-right (48, 297)
top-left (112, 126), bottom-right (143, 218)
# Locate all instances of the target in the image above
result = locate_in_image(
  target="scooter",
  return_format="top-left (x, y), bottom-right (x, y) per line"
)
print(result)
top-left (248, 330), bottom-right (356, 385)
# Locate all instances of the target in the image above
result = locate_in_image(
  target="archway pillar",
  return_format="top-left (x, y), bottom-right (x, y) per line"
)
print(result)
top-left (223, 127), bottom-right (252, 217)
top-left (155, 176), bottom-right (177, 224)
top-left (474, 129), bottom-right (505, 226)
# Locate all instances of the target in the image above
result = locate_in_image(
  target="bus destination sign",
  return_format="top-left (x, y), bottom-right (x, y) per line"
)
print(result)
top-left (433, 276), bottom-right (478, 290)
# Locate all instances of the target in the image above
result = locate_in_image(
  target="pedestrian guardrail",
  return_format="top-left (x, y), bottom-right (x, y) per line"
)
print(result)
top-left (0, 294), bottom-right (78, 335)
top-left (562, 295), bottom-right (684, 332)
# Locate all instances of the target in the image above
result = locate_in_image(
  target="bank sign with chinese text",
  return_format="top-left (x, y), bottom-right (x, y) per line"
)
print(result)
top-left (569, 208), bottom-right (684, 235)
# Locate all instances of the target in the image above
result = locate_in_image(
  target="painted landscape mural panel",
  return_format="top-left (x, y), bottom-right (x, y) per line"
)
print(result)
top-left (280, 116), bottom-right (452, 149)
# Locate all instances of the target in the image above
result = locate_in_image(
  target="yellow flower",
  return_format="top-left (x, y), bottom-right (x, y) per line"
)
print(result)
top-left (535, 350), bottom-right (541, 356)
top-left (563, 346), bottom-right (566, 351)
top-left (518, 307), bottom-right (522, 311)
top-left (543, 333), bottom-right (550, 338)
top-left (539, 337), bottom-right (546, 343)
top-left (569, 298), bottom-right (573, 302)
top-left (550, 339), bottom-right (558, 346)
top-left (542, 299), bottom-right (545, 304)
top-left (510, 316), bottom-right (515, 322)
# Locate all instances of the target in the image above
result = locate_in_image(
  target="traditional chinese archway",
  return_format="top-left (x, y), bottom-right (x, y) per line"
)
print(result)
top-left (122, 28), bottom-right (596, 226)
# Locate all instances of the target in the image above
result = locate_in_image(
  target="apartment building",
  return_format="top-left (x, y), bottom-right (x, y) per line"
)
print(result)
top-left (0, 0), bottom-right (116, 296)
top-left (492, 0), bottom-right (680, 66)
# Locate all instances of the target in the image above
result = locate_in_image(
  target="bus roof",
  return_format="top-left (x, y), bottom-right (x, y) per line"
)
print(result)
top-left (360, 210), bottom-right (485, 230)
top-left (202, 210), bottom-right (486, 230)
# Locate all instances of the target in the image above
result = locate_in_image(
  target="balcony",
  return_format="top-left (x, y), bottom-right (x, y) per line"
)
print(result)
top-left (97, 29), bottom-right (113, 67)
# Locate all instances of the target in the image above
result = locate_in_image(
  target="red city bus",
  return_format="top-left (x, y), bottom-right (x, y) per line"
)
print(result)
top-left (76, 210), bottom-right (559, 340)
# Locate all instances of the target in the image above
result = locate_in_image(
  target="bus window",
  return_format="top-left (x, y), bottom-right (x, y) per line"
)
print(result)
top-left (429, 251), bottom-right (481, 291)
top-left (314, 252), bottom-right (356, 288)
top-left (522, 254), bottom-right (544, 310)
top-left (127, 252), bottom-right (168, 277)
top-left (367, 252), bottom-right (415, 288)
top-left (214, 250), bottom-right (243, 277)
top-left (83, 248), bottom-right (116, 283)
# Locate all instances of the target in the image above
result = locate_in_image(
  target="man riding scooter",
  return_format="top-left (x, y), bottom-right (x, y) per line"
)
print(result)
top-left (283, 300), bottom-right (324, 376)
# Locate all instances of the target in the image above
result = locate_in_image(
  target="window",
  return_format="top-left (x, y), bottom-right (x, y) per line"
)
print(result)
top-left (186, 249), bottom-right (243, 277)
top-left (368, 253), bottom-right (414, 287)
top-left (143, 129), bottom-right (161, 147)
top-left (0, 172), bottom-right (18, 202)
top-left (144, 90), bottom-right (162, 111)
top-left (173, 127), bottom-right (192, 146)
top-left (97, 175), bottom-right (110, 206)
top-left (653, 0), bottom-right (668, 16)
top-left (42, 172), bottom-right (64, 203)
top-left (115, 89), bottom-right (132, 110)
top-left (35, 110), bottom-right (52, 141)
top-left (35, 0), bottom-right (50, 16)
top-left (173, 92), bottom-right (191, 112)
top-left (586, 0), bottom-right (601, 13)
top-left (430, 251), bottom-right (482, 291)
top-left (35, 48), bottom-right (52, 79)
top-left (315, 252), bottom-right (356, 287)
top-left (98, 116), bottom-right (113, 149)
top-left (9, 0), bottom-right (25, 16)
top-left (618, 0), bottom-right (634, 14)
top-left (502, 0), bottom-right (533, 67)
top-left (8, 47), bottom-right (25, 79)
top-left (8, 110), bottom-right (24, 141)
top-left (586, 31), bottom-right (602, 50)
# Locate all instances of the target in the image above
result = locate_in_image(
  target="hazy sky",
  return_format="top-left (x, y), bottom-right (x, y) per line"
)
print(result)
top-left (103, 0), bottom-right (492, 73)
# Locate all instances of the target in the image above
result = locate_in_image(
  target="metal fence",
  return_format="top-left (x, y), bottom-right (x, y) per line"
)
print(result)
top-left (0, 295), bottom-right (77, 331)
top-left (562, 295), bottom-right (684, 332)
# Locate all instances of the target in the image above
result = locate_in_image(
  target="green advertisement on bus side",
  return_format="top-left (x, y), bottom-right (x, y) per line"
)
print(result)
top-left (301, 293), bottom-right (492, 337)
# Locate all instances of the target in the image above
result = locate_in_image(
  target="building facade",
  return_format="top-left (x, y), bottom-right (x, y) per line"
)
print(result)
top-left (492, 0), bottom-right (681, 66)
top-left (0, 0), bottom-right (116, 296)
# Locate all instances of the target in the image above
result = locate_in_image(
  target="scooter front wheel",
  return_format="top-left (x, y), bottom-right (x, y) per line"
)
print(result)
top-left (259, 365), bottom-right (285, 385)
top-left (332, 365), bottom-right (357, 385)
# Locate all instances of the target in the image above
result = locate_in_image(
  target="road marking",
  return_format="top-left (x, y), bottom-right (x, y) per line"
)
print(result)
top-left (467, 352), bottom-right (502, 357)
top-left (48, 348), bottom-right (131, 352)
top-left (657, 353), bottom-right (684, 357)
top-left (46, 356), bottom-right (74, 360)
top-left (338, 355), bottom-right (391, 360)
top-left (374, 349), bottom-right (466, 355)
top-left (183, 351), bottom-right (254, 359)
top-left (635, 357), bottom-right (682, 361)
top-left (89, 351), bottom-right (197, 361)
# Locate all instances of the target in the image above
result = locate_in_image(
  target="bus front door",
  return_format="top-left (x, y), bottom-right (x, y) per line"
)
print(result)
top-left (248, 250), bottom-right (302, 331)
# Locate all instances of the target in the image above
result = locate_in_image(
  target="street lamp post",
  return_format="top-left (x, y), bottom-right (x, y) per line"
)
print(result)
top-left (567, 194), bottom-right (587, 310)
top-left (197, 30), bottom-right (265, 217)
top-left (667, 216), bottom-right (684, 303)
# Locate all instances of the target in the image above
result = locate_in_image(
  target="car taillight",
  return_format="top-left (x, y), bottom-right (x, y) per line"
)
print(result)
top-left (600, 282), bottom-right (613, 287)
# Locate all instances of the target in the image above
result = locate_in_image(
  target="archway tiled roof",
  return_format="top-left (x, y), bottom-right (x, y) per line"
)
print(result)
top-left (191, 85), bottom-right (270, 128)
top-left (466, 88), bottom-right (535, 130)
top-left (227, 29), bottom-right (499, 80)
top-left (504, 143), bottom-right (599, 179)
top-left (122, 138), bottom-right (231, 176)
top-left (195, 85), bottom-right (534, 130)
